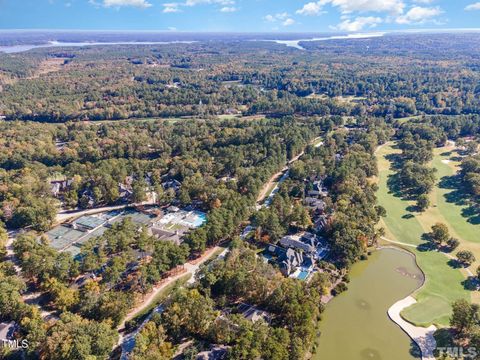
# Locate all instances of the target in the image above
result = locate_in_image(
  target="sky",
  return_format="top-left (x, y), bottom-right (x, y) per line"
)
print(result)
top-left (0, 0), bottom-right (480, 32)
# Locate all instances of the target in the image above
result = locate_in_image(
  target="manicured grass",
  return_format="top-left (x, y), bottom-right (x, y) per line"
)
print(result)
top-left (376, 143), bottom-right (472, 327)
top-left (394, 115), bottom-right (424, 124)
top-left (431, 149), bottom-right (480, 247)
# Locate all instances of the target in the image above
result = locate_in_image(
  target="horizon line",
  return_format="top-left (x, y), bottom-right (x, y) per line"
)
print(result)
top-left (1, 28), bottom-right (480, 34)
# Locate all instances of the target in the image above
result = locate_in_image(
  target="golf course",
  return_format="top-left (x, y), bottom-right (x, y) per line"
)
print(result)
top-left (376, 141), bottom-right (479, 327)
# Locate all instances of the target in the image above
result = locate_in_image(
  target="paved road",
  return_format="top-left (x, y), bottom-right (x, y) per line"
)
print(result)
top-left (256, 136), bottom-right (323, 208)
top-left (117, 245), bottom-right (223, 358)
top-left (117, 245), bottom-right (221, 334)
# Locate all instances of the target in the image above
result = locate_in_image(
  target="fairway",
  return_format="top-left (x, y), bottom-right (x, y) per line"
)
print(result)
top-left (376, 142), bottom-right (476, 327)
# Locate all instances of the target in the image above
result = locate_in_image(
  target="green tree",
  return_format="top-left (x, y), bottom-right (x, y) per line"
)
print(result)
top-left (416, 194), bottom-right (430, 212)
top-left (41, 312), bottom-right (117, 360)
top-left (429, 223), bottom-right (449, 247)
top-left (161, 288), bottom-right (218, 340)
top-left (131, 321), bottom-right (174, 360)
top-left (446, 237), bottom-right (460, 252)
top-left (0, 221), bottom-right (7, 257)
top-left (450, 299), bottom-right (479, 338)
top-left (456, 250), bottom-right (476, 267)
top-left (132, 179), bottom-right (147, 203)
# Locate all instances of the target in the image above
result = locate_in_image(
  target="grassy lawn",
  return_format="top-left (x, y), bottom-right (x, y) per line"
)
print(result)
top-left (393, 115), bottom-right (424, 124)
top-left (376, 142), bottom-right (474, 327)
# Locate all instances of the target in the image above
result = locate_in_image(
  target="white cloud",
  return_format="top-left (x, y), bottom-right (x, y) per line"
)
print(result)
top-left (465, 2), bottom-right (480, 10)
top-left (296, 1), bottom-right (327, 16)
top-left (163, 0), bottom-right (235, 12)
top-left (264, 12), bottom-right (289, 22)
top-left (396, 6), bottom-right (442, 24)
top-left (102, 0), bottom-right (152, 8)
top-left (296, 0), bottom-right (405, 19)
top-left (184, 0), bottom-right (233, 6)
top-left (334, 16), bottom-right (382, 31)
top-left (264, 13), bottom-right (295, 26)
top-left (331, 0), bottom-right (404, 15)
top-left (414, 0), bottom-right (434, 3)
top-left (163, 2), bottom-right (181, 12)
top-left (264, 14), bottom-right (276, 22)
top-left (220, 6), bottom-right (237, 12)
top-left (276, 12), bottom-right (289, 20)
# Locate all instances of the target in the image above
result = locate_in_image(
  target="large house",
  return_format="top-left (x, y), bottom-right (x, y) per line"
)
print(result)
top-left (264, 244), bottom-right (314, 277)
top-left (237, 303), bottom-right (272, 324)
top-left (314, 214), bottom-right (330, 232)
top-left (279, 231), bottom-right (318, 254)
top-left (307, 179), bottom-right (328, 198)
top-left (150, 227), bottom-right (182, 244)
top-left (304, 197), bottom-right (326, 212)
top-left (50, 179), bottom-right (73, 197)
top-left (280, 248), bottom-right (304, 276)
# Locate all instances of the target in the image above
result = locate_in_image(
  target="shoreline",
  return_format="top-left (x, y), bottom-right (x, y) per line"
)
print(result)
top-left (378, 245), bottom-right (438, 360)
top-left (387, 296), bottom-right (437, 360)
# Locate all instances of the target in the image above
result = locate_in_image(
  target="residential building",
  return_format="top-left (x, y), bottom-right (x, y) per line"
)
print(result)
top-left (304, 197), bottom-right (326, 212)
top-left (237, 303), bottom-right (272, 324)
top-left (0, 322), bottom-right (16, 342)
top-left (279, 231), bottom-right (318, 254)
top-left (279, 248), bottom-right (304, 276)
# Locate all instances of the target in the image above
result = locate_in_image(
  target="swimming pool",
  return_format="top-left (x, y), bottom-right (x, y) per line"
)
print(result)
top-left (297, 270), bottom-right (310, 281)
top-left (191, 211), bottom-right (207, 227)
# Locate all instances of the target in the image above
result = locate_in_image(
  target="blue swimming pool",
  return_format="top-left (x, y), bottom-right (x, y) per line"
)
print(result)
top-left (192, 211), bottom-right (207, 227)
top-left (297, 270), bottom-right (310, 281)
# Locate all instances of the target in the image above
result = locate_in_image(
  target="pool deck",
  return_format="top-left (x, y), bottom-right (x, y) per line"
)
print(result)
top-left (387, 296), bottom-right (437, 360)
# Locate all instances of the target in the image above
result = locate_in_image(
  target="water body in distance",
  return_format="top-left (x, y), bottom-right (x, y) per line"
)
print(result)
top-left (270, 32), bottom-right (386, 50)
top-left (0, 40), bottom-right (196, 54)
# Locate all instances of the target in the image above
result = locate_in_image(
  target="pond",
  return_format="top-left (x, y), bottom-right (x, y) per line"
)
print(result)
top-left (315, 248), bottom-right (424, 360)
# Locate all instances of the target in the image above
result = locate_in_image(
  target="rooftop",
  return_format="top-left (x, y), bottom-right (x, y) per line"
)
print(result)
top-left (0, 322), bottom-right (16, 341)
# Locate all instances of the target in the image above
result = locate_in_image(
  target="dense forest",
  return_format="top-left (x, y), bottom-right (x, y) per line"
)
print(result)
top-left (1, 33), bottom-right (480, 359)
top-left (1, 33), bottom-right (480, 122)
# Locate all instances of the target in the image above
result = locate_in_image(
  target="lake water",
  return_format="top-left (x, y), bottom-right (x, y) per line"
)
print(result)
top-left (271, 32), bottom-right (385, 50)
top-left (0, 40), bottom-right (195, 54)
top-left (315, 248), bottom-right (424, 360)
top-left (0, 33), bottom-right (386, 53)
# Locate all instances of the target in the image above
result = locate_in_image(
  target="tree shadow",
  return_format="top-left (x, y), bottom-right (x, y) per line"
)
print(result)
top-left (409, 341), bottom-right (422, 359)
top-left (385, 152), bottom-right (422, 205)
top-left (385, 152), bottom-right (403, 170)
top-left (447, 259), bottom-right (463, 269)
top-left (439, 244), bottom-right (455, 253)
top-left (433, 328), bottom-right (455, 358)
top-left (461, 276), bottom-right (479, 291)
top-left (438, 174), bottom-right (480, 225)
top-left (387, 171), bottom-right (418, 202)
top-left (386, 172), bottom-right (404, 198)
top-left (406, 205), bottom-right (420, 213)
top-left (416, 242), bottom-right (436, 252)
top-left (461, 206), bottom-right (480, 225)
